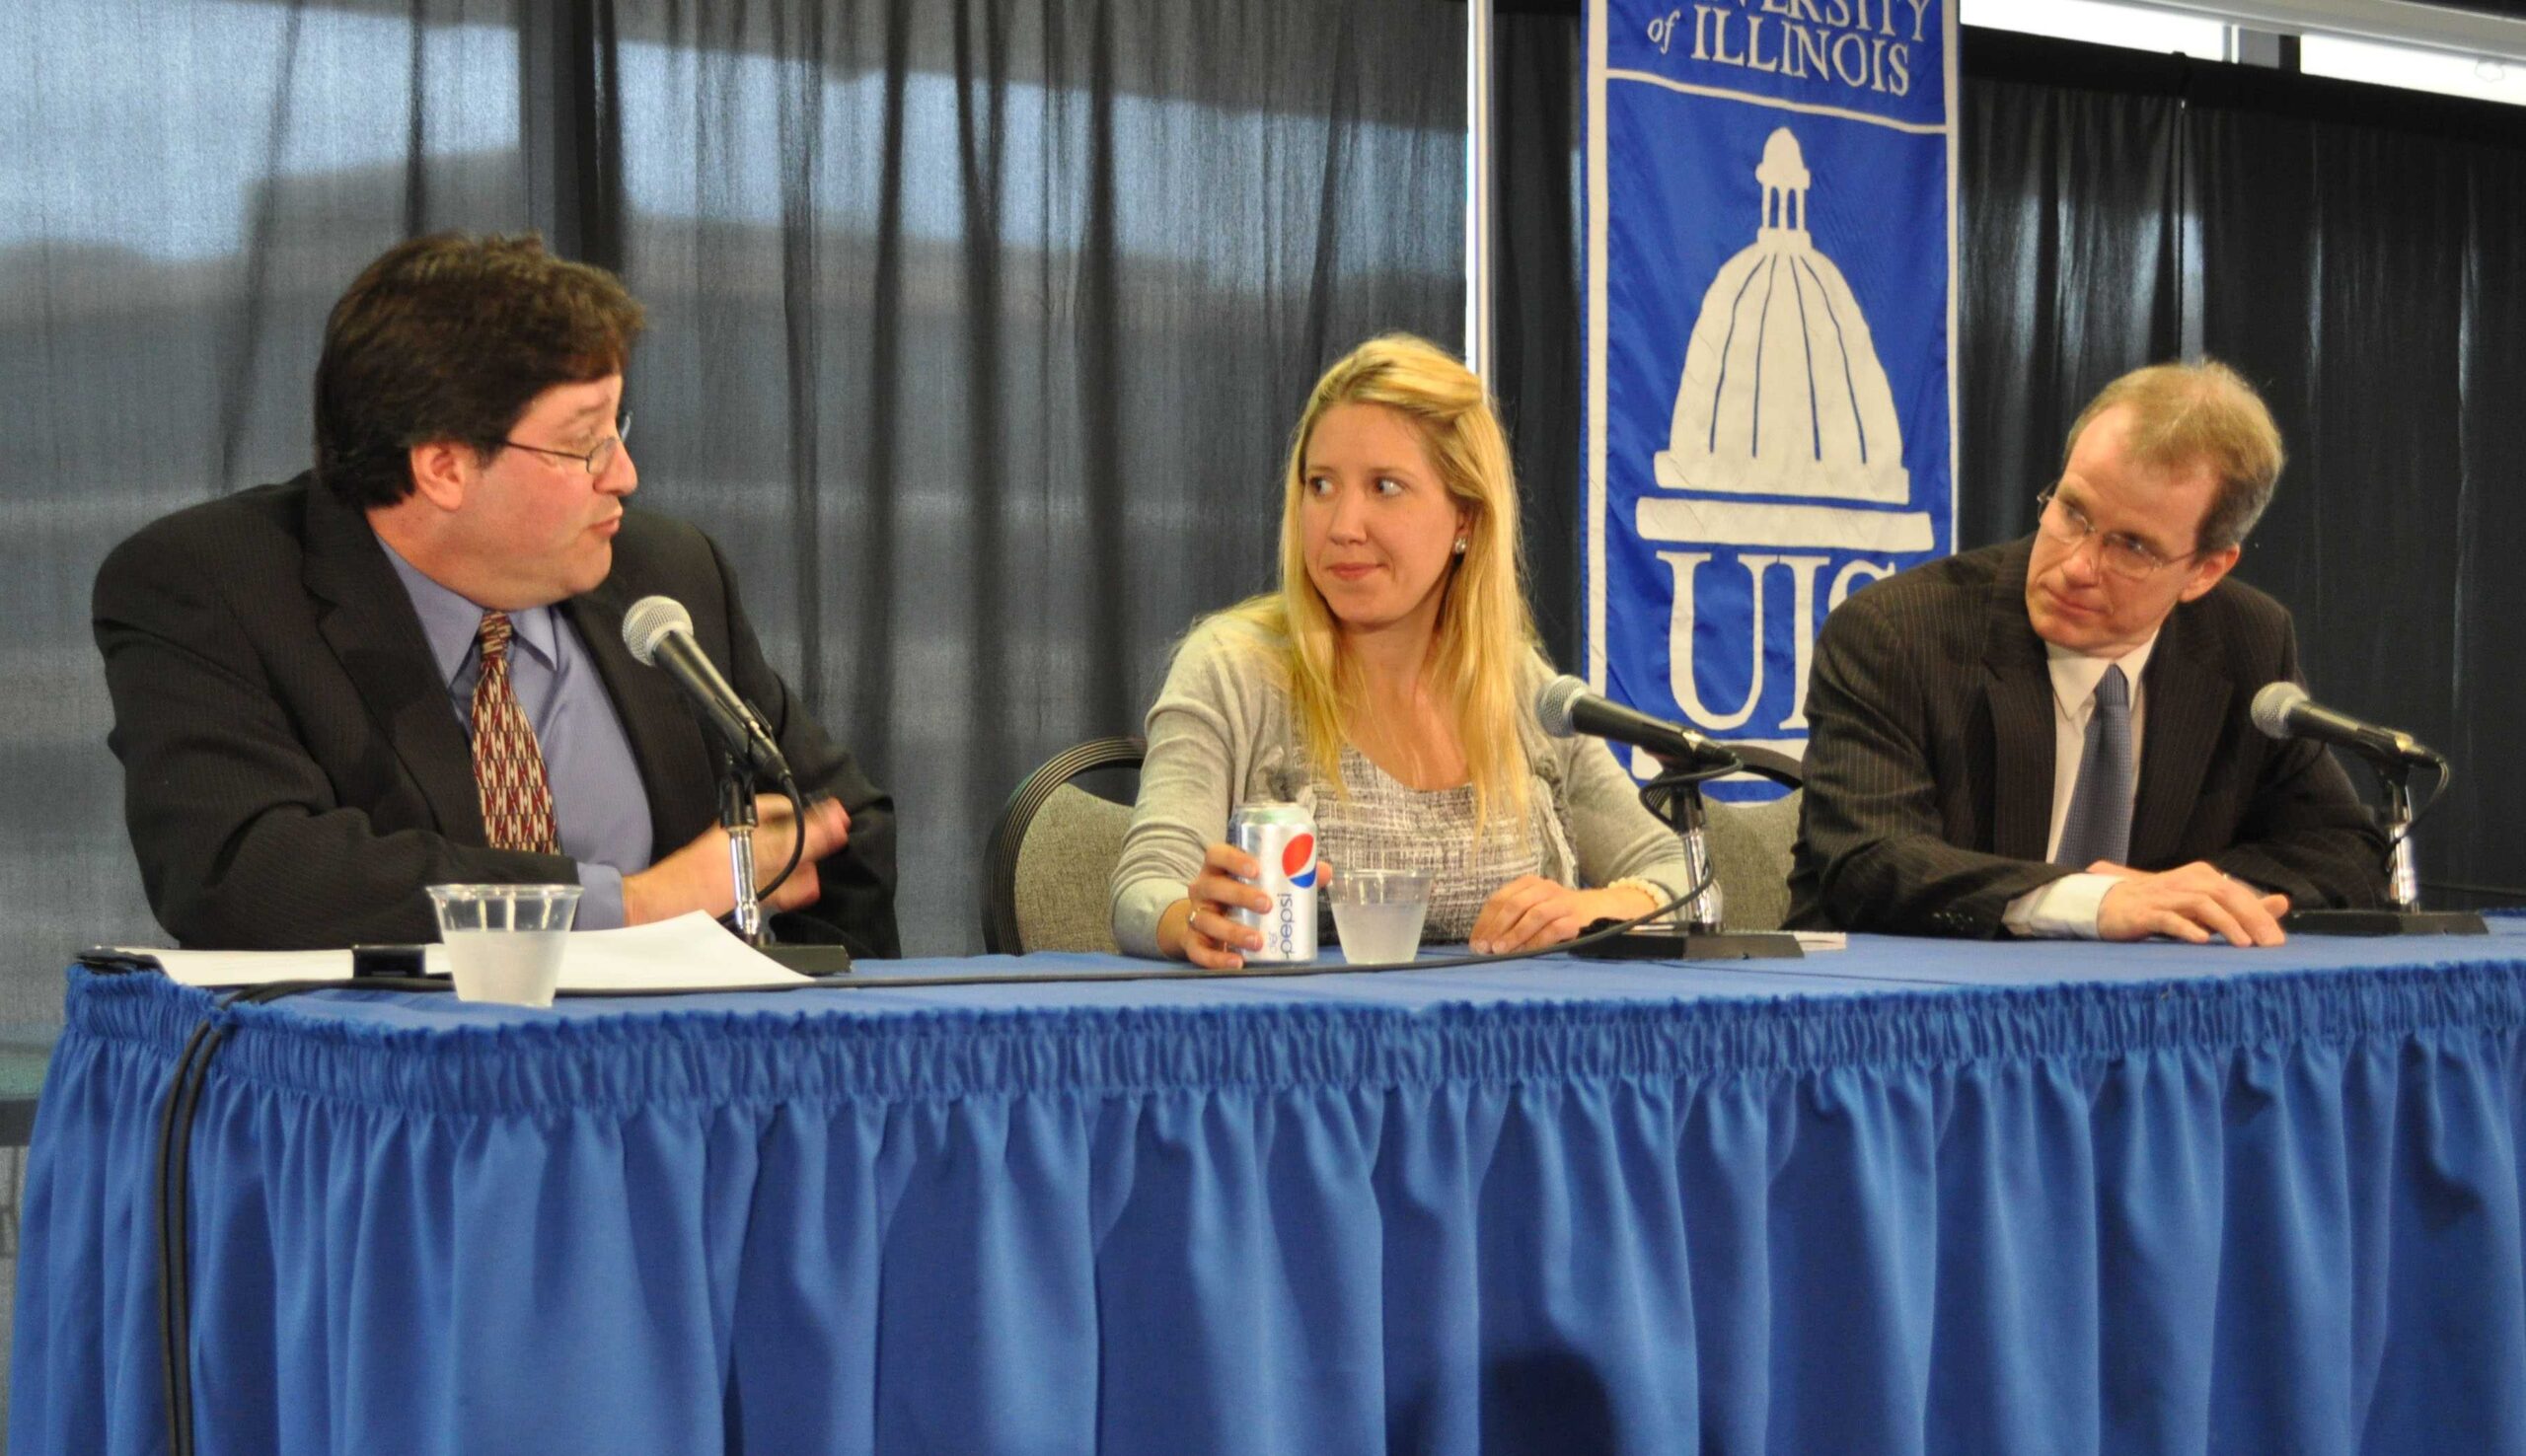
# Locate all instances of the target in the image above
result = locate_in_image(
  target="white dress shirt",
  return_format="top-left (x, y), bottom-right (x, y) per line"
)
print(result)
top-left (2002, 632), bottom-right (2159, 937)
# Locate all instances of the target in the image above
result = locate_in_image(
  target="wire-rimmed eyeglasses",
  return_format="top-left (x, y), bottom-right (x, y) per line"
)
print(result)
top-left (501, 411), bottom-right (632, 475)
top-left (2035, 485), bottom-right (2194, 581)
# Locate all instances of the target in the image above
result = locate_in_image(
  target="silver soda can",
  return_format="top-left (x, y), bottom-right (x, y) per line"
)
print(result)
top-left (1227, 801), bottom-right (1318, 962)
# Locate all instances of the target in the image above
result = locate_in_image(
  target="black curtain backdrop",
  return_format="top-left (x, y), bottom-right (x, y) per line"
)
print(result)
top-left (1955, 72), bottom-right (2191, 546)
top-left (1494, 7), bottom-right (1585, 665)
top-left (2181, 81), bottom-right (2526, 912)
top-left (1961, 36), bottom-right (2526, 910)
top-left (1494, 23), bottom-right (2526, 910)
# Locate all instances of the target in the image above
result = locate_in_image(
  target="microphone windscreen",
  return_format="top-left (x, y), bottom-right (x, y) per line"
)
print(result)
top-left (1535, 675), bottom-right (1589, 738)
top-left (622, 595), bottom-right (695, 667)
top-left (2249, 680), bottom-right (2308, 741)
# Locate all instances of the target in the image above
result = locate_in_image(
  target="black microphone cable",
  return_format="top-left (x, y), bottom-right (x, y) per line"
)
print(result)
top-left (2372, 753), bottom-right (2453, 886)
top-left (754, 774), bottom-right (812, 902)
top-left (2419, 879), bottom-right (2526, 909)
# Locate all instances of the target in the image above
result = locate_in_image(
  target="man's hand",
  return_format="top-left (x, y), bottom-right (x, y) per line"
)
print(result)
top-left (1156, 841), bottom-right (1275, 969)
top-left (2093, 860), bottom-right (2289, 946)
top-left (1468, 877), bottom-right (1657, 956)
top-left (623, 794), bottom-right (852, 926)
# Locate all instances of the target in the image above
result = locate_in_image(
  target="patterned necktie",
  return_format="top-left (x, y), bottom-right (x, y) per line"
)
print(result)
top-left (2054, 663), bottom-right (2132, 869)
top-left (470, 610), bottom-right (560, 855)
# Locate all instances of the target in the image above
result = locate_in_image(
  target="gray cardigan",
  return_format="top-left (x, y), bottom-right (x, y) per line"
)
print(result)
top-left (1109, 616), bottom-right (1693, 957)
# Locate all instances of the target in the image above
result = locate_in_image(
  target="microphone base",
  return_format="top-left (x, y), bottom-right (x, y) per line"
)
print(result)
top-left (1568, 924), bottom-right (1806, 962)
top-left (756, 944), bottom-right (858, 976)
top-left (2279, 909), bottom-right (2489, 937)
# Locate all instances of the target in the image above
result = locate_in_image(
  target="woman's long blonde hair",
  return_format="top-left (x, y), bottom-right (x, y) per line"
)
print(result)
top-left (1219, 333), bottom-right (1540, 829)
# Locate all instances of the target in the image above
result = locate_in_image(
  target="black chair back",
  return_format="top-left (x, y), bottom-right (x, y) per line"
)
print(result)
top-left (980, 736), bottom-right (1148, 953)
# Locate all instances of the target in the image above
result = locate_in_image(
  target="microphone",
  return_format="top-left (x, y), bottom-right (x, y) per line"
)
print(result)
top-left (1535, 675), bottom-right (1730, 930)
top-left (1535, 675), bottom-right (1732, 767)
top-left (622, 596), bottom-right (791, 780)
top-left (2249, 682), bottom-right (2440, 766)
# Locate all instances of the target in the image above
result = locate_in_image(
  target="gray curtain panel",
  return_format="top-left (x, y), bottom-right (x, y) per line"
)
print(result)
top-left (603, 0), bottom-right (1467, 953)
top-left (1, 0), bottom-right (539, 1023)
top-left (3, 0), bottom-right (1464, 1017)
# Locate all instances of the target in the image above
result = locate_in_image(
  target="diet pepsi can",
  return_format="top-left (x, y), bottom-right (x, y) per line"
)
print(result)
top-left (1227, 801), bottom-right (1318, 962)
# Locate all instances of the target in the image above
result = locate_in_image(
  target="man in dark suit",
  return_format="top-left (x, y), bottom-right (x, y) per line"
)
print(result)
top-left (1788, 360), bottom-right (2386, 944)
top-left (95, 233), bottom-right (898, 955)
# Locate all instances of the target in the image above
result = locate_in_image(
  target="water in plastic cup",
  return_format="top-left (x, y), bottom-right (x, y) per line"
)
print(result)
top-left (1330, 869), bottom-right (1432, 965)
top-left (425, 884), bottom-right (581, 1007)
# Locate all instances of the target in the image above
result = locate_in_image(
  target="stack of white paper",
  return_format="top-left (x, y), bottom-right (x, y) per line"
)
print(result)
top-left (111, 911), bottom-right (812, 993)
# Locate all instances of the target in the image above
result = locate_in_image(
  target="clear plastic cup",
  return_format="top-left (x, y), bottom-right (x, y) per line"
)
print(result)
top-left (1328, 869), bottom-right (1433, 965)
top-left (424, 884), bottom-right (582, 1007)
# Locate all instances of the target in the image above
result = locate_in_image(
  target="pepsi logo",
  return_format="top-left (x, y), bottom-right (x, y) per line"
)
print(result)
top-left (1283, 833), bottom-right (1317, 889)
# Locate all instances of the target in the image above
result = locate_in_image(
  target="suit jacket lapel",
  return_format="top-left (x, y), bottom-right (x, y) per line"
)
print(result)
top-left (1981, 540), bottom-right (2057, 863)
top-left (560, 575), bottom-right (717, 855)
top-left (2130, 605), bottom-right (2227, 868)
top-left (301, 482), bottom-right (486, 843)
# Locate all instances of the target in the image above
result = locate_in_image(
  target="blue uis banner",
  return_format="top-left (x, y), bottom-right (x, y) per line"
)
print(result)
top-left (1584, 0), bottom-right (1958, 791)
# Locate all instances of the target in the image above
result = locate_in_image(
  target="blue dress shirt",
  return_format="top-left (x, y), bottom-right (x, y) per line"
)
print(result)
top-left (379, 540), bottom-right (654, 928)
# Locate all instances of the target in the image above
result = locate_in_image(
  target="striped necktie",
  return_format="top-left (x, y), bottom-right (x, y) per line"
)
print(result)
top-left (2053, 662), bottom-right (2132, 869)
top-left (470, 610), bottom-right (560, 855)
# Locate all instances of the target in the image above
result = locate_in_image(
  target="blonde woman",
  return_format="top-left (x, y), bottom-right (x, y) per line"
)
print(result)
top-left (1110, 334), bottom-right (1692, 968)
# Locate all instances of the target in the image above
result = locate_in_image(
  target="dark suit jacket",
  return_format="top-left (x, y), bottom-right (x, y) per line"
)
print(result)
top-left (94, 473), bottom-right (900, 955)
top-left (1786, 539), bottom-right (2388, 937)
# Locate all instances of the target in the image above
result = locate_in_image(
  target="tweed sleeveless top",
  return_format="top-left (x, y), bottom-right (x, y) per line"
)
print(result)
top-left (1308, 745), bottom-right (1545, 943)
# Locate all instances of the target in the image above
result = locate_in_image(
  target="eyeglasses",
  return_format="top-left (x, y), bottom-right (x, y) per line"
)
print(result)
top-left (2035, 486), bottom-right (2192, 581)
top-left (500, 411), bottom-right (632, 475)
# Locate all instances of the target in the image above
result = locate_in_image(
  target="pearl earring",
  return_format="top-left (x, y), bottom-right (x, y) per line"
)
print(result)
top-left (1452, 537), bottom-right (1468, 555)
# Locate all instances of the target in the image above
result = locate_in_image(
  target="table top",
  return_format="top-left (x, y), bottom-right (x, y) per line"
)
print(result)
top-left (54, 923), bottom-right (2526, 1119)
top-left (182, 918), bottom-right (2526, 1018)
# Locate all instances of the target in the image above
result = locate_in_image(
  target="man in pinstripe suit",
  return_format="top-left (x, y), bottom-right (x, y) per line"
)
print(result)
top-left (1786, 362), bottom-right (2387, 945)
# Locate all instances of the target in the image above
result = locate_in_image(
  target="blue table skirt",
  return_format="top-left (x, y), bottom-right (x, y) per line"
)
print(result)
top-left (17, 933), bottom-right (2526, 1455)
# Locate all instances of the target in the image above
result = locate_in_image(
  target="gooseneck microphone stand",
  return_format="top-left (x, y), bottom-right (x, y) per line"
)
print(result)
top-left (1670, 785), bottom-right (1725, 930)
top-left (2385, 767), bottom-right (2424, 912)
top-left (720, 757), bottom-right (766, 946)
top-left (1570, 742), bottom-right (1805, 963)
top-left (2283, 752), bottom-right (2486, 936)
top-left (717, 757), bottom-right (859, 975)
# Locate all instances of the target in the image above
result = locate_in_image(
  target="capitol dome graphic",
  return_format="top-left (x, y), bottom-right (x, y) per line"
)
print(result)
top-left (1639, 126), bottom-right (1929, 553)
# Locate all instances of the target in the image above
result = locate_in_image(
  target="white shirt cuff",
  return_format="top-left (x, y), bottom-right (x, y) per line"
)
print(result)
top-left (2002, 872), bottom-right (2119, 939)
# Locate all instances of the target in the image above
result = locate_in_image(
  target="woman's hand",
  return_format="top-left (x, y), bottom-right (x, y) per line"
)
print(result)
top-left (1468, 877), bottom-right (1659, 956)
top-left (1156, 841), bottom-right (1275, 968)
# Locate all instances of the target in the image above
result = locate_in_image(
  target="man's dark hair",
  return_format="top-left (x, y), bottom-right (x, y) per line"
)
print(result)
top-left (314, 233), bottom-right (645, 509)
